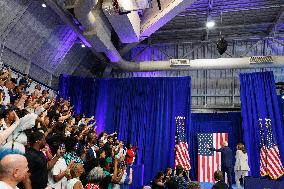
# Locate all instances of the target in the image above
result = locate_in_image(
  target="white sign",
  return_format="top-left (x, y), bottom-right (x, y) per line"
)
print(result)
top-left (170, 59), bottom-right (190, 67)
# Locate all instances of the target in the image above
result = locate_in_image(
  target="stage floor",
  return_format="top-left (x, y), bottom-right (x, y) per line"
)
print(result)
top-left (200, 183), bottom-right (243, 189)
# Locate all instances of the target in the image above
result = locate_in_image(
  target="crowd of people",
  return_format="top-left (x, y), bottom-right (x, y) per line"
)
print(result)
top-left (150, 166), bottom-right (200, 189)
top-left (0, 67), bottom-right (250, 189)
top-left (150, 142), bottom-right (249, 189)
top-left (0, 67), bottom-right (136, 189)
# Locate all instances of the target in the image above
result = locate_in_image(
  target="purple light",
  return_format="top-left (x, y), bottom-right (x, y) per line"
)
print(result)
top-left (141, 164), bottom-right (144, 186)
top-left (105, 50), bottom-right (121, 62)
top-left (49, 26), bottom-right (78, 69)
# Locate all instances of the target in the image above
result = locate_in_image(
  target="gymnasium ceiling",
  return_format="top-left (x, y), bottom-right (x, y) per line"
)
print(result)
top-left (152, 0), bottom-right (284, 44)
top-left (0, 0), bottom-right (284, 80)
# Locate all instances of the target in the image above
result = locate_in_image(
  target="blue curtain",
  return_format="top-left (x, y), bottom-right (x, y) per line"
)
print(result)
top-left (189, 113), bottom-right (243, 181)
top-left (240, 71), bottom-right (284, 179)
top-left (59, 76), bottom-right (191, 188)
top-left (59, 74), bottom-right (98, 116)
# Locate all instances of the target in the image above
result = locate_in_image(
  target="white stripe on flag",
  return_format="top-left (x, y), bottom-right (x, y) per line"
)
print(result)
top-left (217, 133), bottom-right (221, 170)
top-left (205, 156), bottom-right (208, 182)
top-left (199, 155), bottom-right (204, 182)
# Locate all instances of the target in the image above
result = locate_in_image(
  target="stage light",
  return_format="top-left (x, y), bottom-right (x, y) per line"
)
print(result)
top-left (206, 20), bottom-right (215, 28)
top-left (81, 44), bottom-right (86, 48)
top-left (41, 3), bottom-right (47, 8)
top-left (216, 37), bottom-right (228, 55)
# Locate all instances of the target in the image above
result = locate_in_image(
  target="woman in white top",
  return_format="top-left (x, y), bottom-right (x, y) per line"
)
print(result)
top-left (66, 163), bottom-right (84, 189)
top-left (234, 143), bottom-right (250, 189)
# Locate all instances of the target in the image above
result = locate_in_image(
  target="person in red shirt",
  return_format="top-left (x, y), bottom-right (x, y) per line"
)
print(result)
top-left (126, 143), bottom-right (137, 166)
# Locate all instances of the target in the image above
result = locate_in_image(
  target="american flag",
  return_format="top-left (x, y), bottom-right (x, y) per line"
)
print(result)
top-left (174, 117), bottom-right (191, 171)
top-left (259, 118), bottom-right (284, 179)
top-left (198, 133), bottom-right (228, 183)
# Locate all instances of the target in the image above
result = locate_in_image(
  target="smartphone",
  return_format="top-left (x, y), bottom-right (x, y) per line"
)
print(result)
top-left (60, 143), bottom-right (65, 150)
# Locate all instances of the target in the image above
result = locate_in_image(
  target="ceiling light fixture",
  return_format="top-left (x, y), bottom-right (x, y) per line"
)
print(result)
top-left (81, 44), bottom-right (86, 48)
top-left (42, 3), bottom-right (47, 8)
top-left (206, 20), bottom-right (215, 28)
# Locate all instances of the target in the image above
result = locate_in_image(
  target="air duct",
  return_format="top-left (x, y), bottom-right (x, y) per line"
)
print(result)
top-left (49, 0), bottom-right (198, 69)
top-left (113, 56), bottom-right (284, 71)
top-left (70, 0), bottom-right (284, 72)
top-left (74, 0), bottom-right (121, 61)
top-left (102, 0), bottom-right (140, 43)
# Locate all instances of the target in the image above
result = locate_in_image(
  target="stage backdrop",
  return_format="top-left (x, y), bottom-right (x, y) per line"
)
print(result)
top-left (189, 113), bottom-right (243, 181)
top-left (59, 75), bottom-right (191, 188)
top-left (240, 71), bottom-right (284, 179)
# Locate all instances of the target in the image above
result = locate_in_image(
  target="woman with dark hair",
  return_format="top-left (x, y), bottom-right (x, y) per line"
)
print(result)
top-left (126, 143), bottom-right (137, 166)
top-left (152, 171), bottom-right (165, 189)
top-left (234, 143), bottom-right (250, 189)
top-left (0, 110), bottom-right (19, 145)
top-left (0, 109), bottom-right (16, 129)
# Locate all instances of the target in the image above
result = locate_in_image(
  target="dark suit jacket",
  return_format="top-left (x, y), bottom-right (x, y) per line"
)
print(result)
top-left (210, 146), bottom-right (233, 169)
top-left (212, 181), bottom-right (229, 189)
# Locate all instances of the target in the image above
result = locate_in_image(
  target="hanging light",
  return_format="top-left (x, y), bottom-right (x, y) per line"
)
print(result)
top-left (206, 0), bottom-right (215, 29)
top-left (216, 37), bottom-right (228, 55)
top-left (206, 20), bottom-right (215, 28)
top-left (41, 3), bottom-right (47, 8)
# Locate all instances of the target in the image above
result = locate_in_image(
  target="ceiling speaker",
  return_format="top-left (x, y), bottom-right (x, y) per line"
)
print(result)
top-left (216, 37), bottom-right (228, 55)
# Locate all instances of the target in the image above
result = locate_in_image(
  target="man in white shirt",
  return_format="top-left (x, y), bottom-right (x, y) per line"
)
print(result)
top-left (0, 154), bottom-right (29, 189)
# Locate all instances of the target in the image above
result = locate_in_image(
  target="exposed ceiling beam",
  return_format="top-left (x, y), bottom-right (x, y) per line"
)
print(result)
top-left (182, 4), bottom-right (284, 16)
top-left (44, 0), bottom-right (111, 66)
top-left (140, 0), bottom-right (197, 39)
top-left (44, 0), bottom-right (91, 47)
top-left (266, 8), bottom-right (284, 36)
top-left (150, 34), bottom-right (275, 44)
top-left (155, 22), bottom-right (273, 34)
